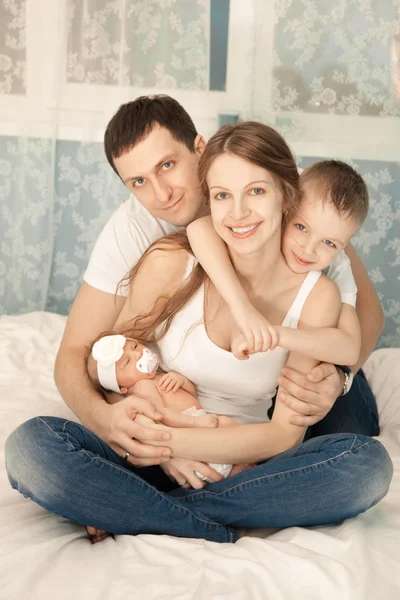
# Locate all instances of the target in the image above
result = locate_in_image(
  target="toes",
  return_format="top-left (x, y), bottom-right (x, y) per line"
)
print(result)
top-left (86, 526), bottom-right (113, 544)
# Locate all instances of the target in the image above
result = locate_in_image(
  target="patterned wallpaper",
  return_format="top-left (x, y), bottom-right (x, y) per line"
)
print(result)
top-left (0, 137), bottom-right (399, 347)
top-left (0, 0), bottom-right (399, 348)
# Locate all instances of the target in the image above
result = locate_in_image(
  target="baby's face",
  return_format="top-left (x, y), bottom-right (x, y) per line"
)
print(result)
top-left (282, 180), bottom-right (360, 273)
top-left (115, 339), bottom-right (157, 392)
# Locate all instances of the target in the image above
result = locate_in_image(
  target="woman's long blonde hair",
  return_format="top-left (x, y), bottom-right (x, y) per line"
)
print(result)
top-left (116, 122), bottom-right (300, 344)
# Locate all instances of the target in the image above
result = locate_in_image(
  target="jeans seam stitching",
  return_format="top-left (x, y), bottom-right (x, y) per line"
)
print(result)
top-left (37, 417), bottom-right (76, 451)
top-left (92, 454), bottom-right (231, 533)
top-left (175, 435), bottom-right (375, 500)
top-left (38, 418), bottom-right (232, 538)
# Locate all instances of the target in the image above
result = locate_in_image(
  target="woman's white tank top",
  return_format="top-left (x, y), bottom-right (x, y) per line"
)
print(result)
top-left (156, 255), bottom-right (321, 425)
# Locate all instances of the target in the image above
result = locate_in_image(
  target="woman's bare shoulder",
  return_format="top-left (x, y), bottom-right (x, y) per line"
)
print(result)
top-left (133, 243), bottom-right (193, 297)
top-left (140, 244), bottom-right (191, 277)
top-left (116, 245), bottom-right (193, 328)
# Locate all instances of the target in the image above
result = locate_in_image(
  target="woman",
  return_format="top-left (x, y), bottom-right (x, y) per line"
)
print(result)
top-left (7, 123), bottom-right (392, 543)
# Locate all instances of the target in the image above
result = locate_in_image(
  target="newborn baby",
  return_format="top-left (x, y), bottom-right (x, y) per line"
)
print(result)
top-left (87, 334), bottom-right (234, 482)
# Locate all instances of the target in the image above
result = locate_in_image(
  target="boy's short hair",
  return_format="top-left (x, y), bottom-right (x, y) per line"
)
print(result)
top-left (104, 94), bottom-right (198, 175)
top-left (301, 160), bottom-right (369, 224)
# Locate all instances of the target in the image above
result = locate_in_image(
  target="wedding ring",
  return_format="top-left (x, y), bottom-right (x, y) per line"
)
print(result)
top-left (123, 452), bottom-right (130, 462)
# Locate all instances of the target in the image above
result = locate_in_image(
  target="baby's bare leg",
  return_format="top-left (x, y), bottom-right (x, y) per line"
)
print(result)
top-left (158, 386), bottom-right (201, 413)
top-left (154, 408), bottom-right (218, 429)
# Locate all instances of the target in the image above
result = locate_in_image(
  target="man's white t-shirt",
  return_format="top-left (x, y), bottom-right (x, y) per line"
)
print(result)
top-left (84, 195), bottom-right (181, 296)
top-left (83, 194), bottom-right (357, 306)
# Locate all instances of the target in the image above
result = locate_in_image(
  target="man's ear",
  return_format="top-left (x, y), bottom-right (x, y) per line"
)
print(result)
top-left (194, 134), bottom-right (206, 156)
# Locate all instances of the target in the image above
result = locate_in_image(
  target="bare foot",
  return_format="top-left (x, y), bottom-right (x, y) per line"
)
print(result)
top-left (86, 526), bottom-right (113, 544)
top-left (194, 413), bottom-right (219, 428)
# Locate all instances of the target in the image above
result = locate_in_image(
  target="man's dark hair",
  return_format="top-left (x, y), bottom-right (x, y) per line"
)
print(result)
top-left (301, 160), bottom-right (369, 224)
top-left (104, 95), bottom-right (198, 174)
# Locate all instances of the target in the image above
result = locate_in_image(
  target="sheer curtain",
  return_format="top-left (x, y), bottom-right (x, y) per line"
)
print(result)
top-left (0, 0), bottom-right (246, 315)
top-left (250, 0), bottom-right (400, 348)
top-left (0, 0), bottom-right (399, 346)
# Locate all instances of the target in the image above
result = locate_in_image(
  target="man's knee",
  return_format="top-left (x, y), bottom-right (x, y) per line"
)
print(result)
top-left (5, 417), bottom-right (63, 503)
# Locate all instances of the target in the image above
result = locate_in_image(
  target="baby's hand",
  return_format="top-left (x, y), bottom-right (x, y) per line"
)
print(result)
top-left (158, 371), bottom-right (186, 393)
top-left (194, 413), bottom-right (219, 428)
top-left (232, 302), bottom-right (279, 355)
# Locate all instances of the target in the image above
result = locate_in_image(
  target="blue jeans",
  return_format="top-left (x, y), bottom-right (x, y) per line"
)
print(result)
top-left (6, 414), bottom-right (392, 543)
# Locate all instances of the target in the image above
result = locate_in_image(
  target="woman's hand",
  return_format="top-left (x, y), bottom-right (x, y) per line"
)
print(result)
top-left (231, 303), bottom-right (279, 358)
top-left (161, 457), bottom-right (223, 489)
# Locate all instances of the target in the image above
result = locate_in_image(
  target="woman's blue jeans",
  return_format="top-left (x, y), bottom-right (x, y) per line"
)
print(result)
top-left (5, 410), bottom-right (392, 543)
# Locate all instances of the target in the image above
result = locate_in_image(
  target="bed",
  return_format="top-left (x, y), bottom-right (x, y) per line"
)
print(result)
top-left (1, 311), bottom-right (399, 600)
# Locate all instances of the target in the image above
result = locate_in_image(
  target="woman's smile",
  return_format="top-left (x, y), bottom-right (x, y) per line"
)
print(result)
top-left (227, 222), bottom-right (262, 239)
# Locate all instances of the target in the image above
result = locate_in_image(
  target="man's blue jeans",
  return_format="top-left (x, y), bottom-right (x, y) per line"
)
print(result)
top-left (5, 370), bottom-right (392, 543)
top-left (268, 369), bottom-right (381, 441)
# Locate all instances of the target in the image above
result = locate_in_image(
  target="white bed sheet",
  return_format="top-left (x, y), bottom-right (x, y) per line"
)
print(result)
top-left (0, 312), bottom-right (399, 600)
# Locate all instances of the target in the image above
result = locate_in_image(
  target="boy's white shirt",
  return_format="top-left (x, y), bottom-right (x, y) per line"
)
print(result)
top-left (325, 252), bottom-right (357, 307)
top-left (83, 194), bottom-right (357, 306)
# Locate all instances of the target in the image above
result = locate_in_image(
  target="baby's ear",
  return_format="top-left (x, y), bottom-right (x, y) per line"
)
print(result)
top-left (120, 386), bottom-right (128, 395)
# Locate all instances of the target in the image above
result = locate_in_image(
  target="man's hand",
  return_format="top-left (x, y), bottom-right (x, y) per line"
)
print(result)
top-left (231, 302), bottom-right (279, 356)
top-left (276, 363), bottom-right (344, 426)
top-left (161, 457), bottom-right (223, 489)
top-left (93, 395), bottom-right (173, 467)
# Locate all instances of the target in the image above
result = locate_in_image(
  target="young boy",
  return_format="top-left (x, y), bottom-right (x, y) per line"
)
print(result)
top-left (187, 160), bottom-right (369, 366)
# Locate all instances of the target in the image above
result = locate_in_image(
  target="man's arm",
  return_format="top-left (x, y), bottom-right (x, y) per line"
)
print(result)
top-left (54, 282), bottom-right (125, 425)
top-left (54, 282), bottom-right (171, 465)
top-left (345, 243), bottom-right (385, 373)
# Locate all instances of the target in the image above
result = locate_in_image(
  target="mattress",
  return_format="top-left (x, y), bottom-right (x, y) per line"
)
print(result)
top-left (1, 312), bottom-right (399, 600)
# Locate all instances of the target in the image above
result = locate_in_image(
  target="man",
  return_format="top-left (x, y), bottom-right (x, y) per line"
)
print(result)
top-left (54, 94), bottom-right (383, 467)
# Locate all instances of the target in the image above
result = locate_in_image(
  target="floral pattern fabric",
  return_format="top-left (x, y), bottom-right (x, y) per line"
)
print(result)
top-left (0, 0), bottom-right (399, 348)
top-left (1, 137), bottom-right (399, 348)
top-left (67, 0), bottom-right (208, 89)
top-left (273, 0), bottom-right (400, 117)
top-left (0, 0), bottom-right (26, 94)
